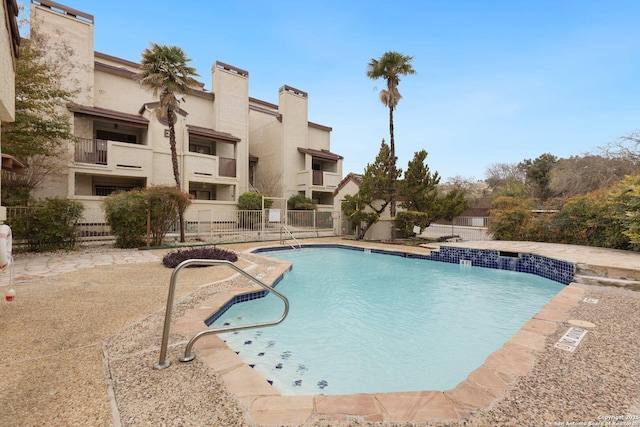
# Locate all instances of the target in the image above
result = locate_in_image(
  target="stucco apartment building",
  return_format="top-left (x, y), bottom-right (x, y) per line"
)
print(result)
top-left (1, 0), bottom-right (20, 221)
top-left (29, 0), bottom-right (343, 225)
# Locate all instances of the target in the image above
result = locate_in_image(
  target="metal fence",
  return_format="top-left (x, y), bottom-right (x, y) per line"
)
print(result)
top-left (6, 206), bottom-right (335, 248)
top-left (422, 224), bottom-right (492, 241)
top-left (181, 209), bottom-right (335, 244)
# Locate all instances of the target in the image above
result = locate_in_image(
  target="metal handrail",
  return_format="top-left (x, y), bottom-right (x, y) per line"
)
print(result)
top-left (280, 225), bottom-right (301, 249)
top-left (154, 259), bottom-right (289, 370)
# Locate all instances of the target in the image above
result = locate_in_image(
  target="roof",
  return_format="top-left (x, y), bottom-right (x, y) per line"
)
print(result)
top-left (68, 104), bottom-right (149, 128)
top-left (1, 153), bottom-right (25, 174)
top-left (297, 147), bottom-right (343, 161)
top-left (333, 172), bottom-right (363, 196)
top-left (186, 125), bottom-right (241, 144)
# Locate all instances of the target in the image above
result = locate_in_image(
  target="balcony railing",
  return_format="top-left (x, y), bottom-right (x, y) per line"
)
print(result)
top-left (313, 169), bottom-right (323, 185)
top-left (75, 138), bottom-right (107, 165)
top-left (219, 157), bottom-right (236, 177)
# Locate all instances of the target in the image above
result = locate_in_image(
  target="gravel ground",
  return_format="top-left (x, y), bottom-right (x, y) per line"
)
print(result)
top-left (104, 253), bottom-right (640, 427)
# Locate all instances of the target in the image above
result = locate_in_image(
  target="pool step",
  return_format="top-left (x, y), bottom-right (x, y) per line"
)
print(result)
top-left (573, 274), bottom-right (640, 291)
top-left (574, 262), bottom-right (640, 291)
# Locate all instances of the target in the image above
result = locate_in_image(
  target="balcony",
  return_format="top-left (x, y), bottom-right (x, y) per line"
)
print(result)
top-left (75, 138), bottom-right (108, 165)
top-left (74, 138), bottom-right (152, 175)
top-left (184, 153), bottom-right (237, 182)
top-left (297, 169), bottom-right (341, 190)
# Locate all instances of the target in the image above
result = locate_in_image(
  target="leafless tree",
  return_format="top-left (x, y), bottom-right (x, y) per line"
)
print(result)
top-left (550, 154), bottom-right (638, 198)
top-left (254, 170), bottom-right (283, 198)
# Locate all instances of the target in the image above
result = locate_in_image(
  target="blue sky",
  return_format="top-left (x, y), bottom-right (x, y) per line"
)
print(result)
top-left (25, 1), bottom-right (640, 181)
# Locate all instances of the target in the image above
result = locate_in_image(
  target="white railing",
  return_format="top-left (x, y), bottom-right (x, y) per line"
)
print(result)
top-left (6, 206), bottom-right (336, 248)
top-left (422, 224), bottom-right (492, 241)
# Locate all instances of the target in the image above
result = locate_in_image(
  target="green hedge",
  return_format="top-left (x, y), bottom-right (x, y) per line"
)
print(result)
top-left (9, 198), bottom-right (84, 252)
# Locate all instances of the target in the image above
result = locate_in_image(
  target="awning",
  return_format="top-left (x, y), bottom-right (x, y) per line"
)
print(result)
top-left (298, 147), bottom-right (343, 161)
top-left (68, 104), bottom-right (149, 128)
top-left (1, 153), bottom-right (26, 174)
top-left (187, 125), bottom-right (240, 144)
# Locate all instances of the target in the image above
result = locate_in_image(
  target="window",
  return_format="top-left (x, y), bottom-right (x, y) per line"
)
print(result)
top-left (189, 138), bottom-right (216, 155)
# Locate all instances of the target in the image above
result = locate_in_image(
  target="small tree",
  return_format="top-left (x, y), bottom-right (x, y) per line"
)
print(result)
top-left (1, 34), bottom-right (76, 204)
top-left (438, 186), bottom-right (469, 234)
top-left (400, 149), bottom-right (441, 217)
top-left (342, 140), bottom-right (399, 239)
top-left (146, 186), bottom-right (192, 246)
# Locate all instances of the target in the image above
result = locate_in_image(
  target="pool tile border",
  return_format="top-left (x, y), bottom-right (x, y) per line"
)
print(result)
top-left (173, 243), bottom-right (586, 424)
top-left (255, 243), bottom-right (575, 285)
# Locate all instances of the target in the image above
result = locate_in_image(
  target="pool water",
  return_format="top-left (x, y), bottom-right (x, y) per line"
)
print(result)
top-left (211, 247), bottom-right (564, 396)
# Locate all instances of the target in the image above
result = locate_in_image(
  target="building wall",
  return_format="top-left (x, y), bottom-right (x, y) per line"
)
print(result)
top-left (248, 101), bottom-right (284, 196)
top-left (31, 1), bottom-right (94, 106)
top-left (0, 1), bottom-right (15, 123)
top-left (27, 1), bottom-right (340, 222)
top-left (1, 0), bottom-right (19, 221)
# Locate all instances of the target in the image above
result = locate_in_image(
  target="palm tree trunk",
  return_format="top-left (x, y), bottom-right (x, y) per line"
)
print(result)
top-left (167, 108), bottom-right (186, 242)
top-left (167, 109), bottom-right (181, 187)
top-left (389, 106), bottom-right (397, 241)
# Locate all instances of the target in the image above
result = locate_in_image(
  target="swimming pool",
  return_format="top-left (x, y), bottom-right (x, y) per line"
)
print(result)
top-left (208, 247), bottom-right (565, 396)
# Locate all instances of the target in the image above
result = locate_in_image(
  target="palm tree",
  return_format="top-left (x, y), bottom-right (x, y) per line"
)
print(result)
top-left (138, 43), bottom-right (199, 242)
top-left (366, 51), bottom-right (416, 227)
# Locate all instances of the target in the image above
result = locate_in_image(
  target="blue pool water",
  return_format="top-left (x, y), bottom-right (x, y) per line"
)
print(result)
top-left (210, 247), bottom-right (564, 396)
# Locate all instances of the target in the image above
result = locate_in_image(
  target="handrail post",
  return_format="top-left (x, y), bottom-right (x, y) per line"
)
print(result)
top-left (154, 260), bottom-right (190, 370)
top-left (154, 259), bottom-right (289, 370)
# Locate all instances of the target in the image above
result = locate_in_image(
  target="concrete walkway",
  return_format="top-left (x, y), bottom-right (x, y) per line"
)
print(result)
top-left (2, 250), bottom-right (161, 285)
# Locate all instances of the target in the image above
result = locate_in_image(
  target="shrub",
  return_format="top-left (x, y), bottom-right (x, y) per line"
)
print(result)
top-left (237, 192), bottom-right (272, 229)
top-left (238, 192), bottom-right (272, 210)
top-left (103, 186), bottom-right (192, 248)
top-left (395, 211), bottom-right (430, 238)
top-left (103, 190), bottom-right (147, 248)
top-left (488, 196), bottom-right (534, 241)
top-left (145, 186), bottom-right (192, 246)
top-left (162, 246), bottom-right (238, 268)
top-left (287, 194), bottom-right (316, 210)
top-left (9, 198), bottom-right (83, 252)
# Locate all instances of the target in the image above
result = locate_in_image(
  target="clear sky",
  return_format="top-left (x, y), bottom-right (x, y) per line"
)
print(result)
top-left (24, 1), bottom-right (640, 181)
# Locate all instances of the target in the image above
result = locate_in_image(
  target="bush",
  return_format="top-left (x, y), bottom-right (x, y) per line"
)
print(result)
top-left (395, 211), bottom-right (430, 238)
top-left (9, 198), bottom-right (83, 252)
top-left (162, 246), bottom-right (238, 268)
top-left (287, 194), bottom-right (316, 210)
top-left (488, 196), bottom-right (534, 241)
top-left (237, 192), bottom-right (272, 229)
top-left (103, 186), bottom-right (192, 248)
top-left (145, 186), bottom-right (192, 246)
top-left (103, 190), bottom-right (147, 248)
top-left (238, 192), bottom-right (272, 210)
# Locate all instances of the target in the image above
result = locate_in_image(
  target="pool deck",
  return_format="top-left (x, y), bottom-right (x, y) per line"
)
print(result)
top-left (1, 238), bottom-right (639, 426)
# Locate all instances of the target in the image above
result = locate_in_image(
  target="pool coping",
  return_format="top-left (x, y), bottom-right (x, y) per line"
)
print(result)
top-left (171, 243), bottom-right (587, 424)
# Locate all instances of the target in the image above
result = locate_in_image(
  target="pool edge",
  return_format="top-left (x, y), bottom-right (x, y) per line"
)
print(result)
top-left (175, 243), bottom-right (586, 424)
